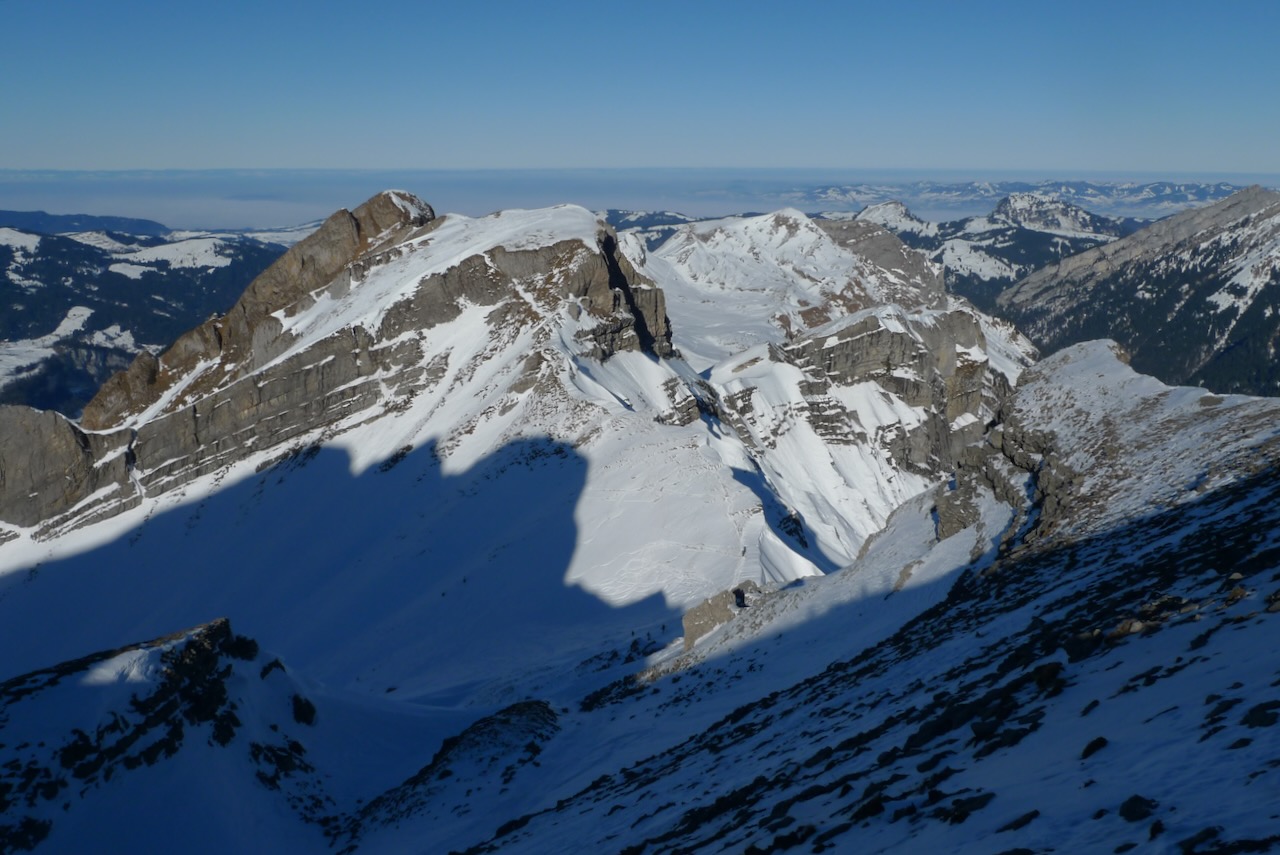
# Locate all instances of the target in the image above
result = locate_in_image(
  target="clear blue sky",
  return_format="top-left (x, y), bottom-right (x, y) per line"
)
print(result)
top-left (2, 0), bottom-right (1277, 173)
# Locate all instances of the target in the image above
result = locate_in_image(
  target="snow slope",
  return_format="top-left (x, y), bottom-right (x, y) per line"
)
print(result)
top-left (623, 208), bottom-right (940, 368)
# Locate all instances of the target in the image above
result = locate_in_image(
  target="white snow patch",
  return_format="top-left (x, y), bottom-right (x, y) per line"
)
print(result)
top-left (0, 228), bottom-right (40, 252)
top-left (108, 262), bottom-right (150, 279)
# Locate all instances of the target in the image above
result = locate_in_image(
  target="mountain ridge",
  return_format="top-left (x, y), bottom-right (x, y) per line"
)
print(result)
top-left (855, 193), bottom-right (1140, 312)
top-left (998, 185), bottom-right (1280, 394)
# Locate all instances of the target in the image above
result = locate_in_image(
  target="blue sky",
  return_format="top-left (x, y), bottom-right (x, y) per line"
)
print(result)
top-left (3, 0), bottom-right (1278, 173)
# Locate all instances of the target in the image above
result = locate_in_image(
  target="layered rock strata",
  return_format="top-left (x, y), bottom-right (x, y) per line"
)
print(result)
top-left (0, 193), bottom-right (673, 537)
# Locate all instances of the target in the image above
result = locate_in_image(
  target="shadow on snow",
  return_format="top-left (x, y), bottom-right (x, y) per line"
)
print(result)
top-left (0, 436), bottom-right (680, 699)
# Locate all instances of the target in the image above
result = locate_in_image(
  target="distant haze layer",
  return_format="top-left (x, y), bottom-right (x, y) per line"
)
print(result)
top-left (2, 169), bottom-right (1279, 230)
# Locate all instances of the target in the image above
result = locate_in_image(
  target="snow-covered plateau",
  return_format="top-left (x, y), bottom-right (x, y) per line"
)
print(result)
top-left (1, 191), bottom-right (1277, 854)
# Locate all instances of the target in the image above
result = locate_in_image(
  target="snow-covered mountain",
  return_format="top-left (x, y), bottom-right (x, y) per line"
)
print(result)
top-left (855, 193), bottom-right (1140, 311)
top-left (0, 220), bottom-right (295, 415)
top-left (1, 191), bottom-right (1277, 853)
top-left (999, 185), bottom-right (1280, 395)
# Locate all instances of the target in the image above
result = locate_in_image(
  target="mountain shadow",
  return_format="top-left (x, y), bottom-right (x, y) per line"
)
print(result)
top-left (462, 461), bottom-right (1280, 853)
top-left (0, 436), bottom-right (679, 699)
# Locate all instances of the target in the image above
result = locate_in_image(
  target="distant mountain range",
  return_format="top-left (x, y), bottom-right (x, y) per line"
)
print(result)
top-left (852, 193), bottom-right (1143, 311)
top-left (854, 187), bottom-right (1280, 396)
top-left (999, 185), bottom-right (1280, 395)
top-left (790, 179), bottom-right (1253, 220)
top-left (0, 209), bottom-right (171, 237)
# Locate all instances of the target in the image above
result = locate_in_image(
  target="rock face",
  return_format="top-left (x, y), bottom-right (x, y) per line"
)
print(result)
top-left (1, 193), bottom-right (672, 537)
top-left (813, 218), bottom-right (946, 310)
top-left (80, 190), bottom-right (438, 431)
top-left (705, 302), bottom-right (1021, 486)
top-left (0, 406), bottom-right (133, 533)
top-left (783, 307), bottom-right (1001, 470)
top-left (998, 186), bottom-right (1280, 395)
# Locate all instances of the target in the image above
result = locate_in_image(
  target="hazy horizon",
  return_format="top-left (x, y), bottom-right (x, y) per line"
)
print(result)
top-left (3, 168), bottom-right (1278, 231)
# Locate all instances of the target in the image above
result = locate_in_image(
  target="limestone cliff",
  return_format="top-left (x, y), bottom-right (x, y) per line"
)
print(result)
top-left (0, 194), bottom-right (673, 537)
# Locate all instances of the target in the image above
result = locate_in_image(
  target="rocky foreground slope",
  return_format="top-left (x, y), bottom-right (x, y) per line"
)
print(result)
top-left (1, 192), bottom-right (1277, 853)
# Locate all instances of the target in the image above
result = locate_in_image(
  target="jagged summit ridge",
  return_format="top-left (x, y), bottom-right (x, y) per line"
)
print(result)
top-left (81, 190), bottom-right (439, 430)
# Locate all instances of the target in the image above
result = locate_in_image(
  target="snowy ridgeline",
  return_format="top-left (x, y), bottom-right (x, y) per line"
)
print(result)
top-left (0, 192), bottom-right (1278, 853)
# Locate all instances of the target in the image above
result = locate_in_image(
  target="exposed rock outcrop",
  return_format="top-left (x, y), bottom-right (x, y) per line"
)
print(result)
top-left (815, 218), bottom-right (946, 310)
top-left (713, 306), bottom-right (1011, 478)
top-left (2, 194), bottom-right (675, 536)
top-left (81, 191), bottom-right (437, 431)
top-left (0, 406), bottom-right (134, 531)
top-left (682, 580), bottom-right (762, 650)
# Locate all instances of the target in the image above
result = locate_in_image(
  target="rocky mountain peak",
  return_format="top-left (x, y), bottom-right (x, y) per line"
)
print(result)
top-left (991, 192), bottom-right (1117, 238)
top-left (855, 200), bottom-right (935, 236)
top-left (2, 195), bottom-right (678, 538)
top-left (80, 191), bottom-right (438, 431)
